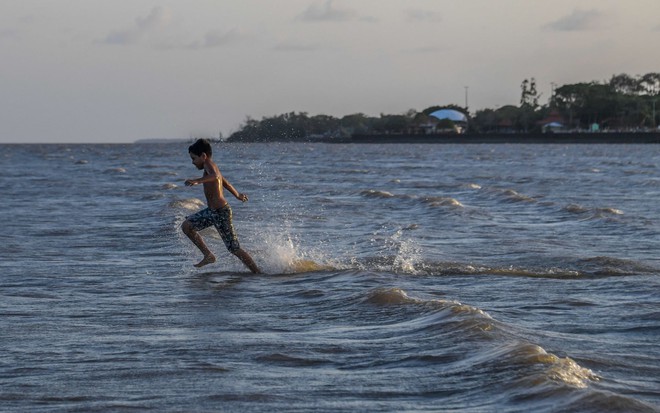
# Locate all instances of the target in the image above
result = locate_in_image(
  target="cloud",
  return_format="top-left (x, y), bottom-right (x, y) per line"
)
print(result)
top-left (99, 7), bottom-right (247, 50)
top-left (298, 0), bottom-right (369, 22)
top-left (274, 41), bottom-right (323, 52)
top-left (0, 29), bottom-right (19, 41)
top-left (101, 6), bottom-right (173, 45)
top-left (405, 9), bottom-right (442, 23)
top-left (202, 29), bottom-right (241, 48)
top-left (185, 28), bottom-right (248, 49)
top-left (136, 6), bottom-right (173, 30)
top-left (545, 9), bottom-right (605, 32)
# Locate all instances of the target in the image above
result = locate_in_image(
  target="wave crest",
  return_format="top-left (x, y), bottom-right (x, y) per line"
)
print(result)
top-left (365, 288), bottom-right (418, 305)
top-left (360, 190), bottom-right (395, 199)
top-left (421, 196), bottom-right (464, 208)
top-left (494, 343), bottom-right (598, 388)
top-left (363, 288), bottom-right (597, 389)
top-left (564, 203), bottom-right (624, 218)
top-left (168, 198), bottom-right (205, 211)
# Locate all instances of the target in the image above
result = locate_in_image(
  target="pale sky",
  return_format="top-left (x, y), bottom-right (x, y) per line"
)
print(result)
top-left (1, 0), bottom-right (659, 143)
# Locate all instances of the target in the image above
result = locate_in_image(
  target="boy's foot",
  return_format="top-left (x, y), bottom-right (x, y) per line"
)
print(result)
top-left (233, 249), bottom-right (261, 274)
top-left (194, 254), bottom-right (216, 268)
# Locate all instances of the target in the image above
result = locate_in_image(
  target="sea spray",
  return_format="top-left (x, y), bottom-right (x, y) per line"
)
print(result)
top-left (390, 229), bottom-right (423, 274)
top-left (252, 227), bottom-right (336, 274)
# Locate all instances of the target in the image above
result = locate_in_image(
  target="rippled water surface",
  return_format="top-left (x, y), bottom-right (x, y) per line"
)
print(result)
top-left (1, 142), bottom-right (659, 412)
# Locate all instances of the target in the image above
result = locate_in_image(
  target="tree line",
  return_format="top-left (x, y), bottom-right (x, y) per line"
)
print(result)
top-left (227, 73), bottom-right (660, 142)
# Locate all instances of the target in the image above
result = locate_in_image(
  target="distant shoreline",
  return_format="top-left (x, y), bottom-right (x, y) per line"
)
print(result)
top-left (331, 132), bottom-right (660, 144)
top-left (3, 133), bottom-right (659, 146)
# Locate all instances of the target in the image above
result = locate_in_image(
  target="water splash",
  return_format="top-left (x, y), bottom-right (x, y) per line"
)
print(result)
top-left (168, 198), bottom-right (205, 211)
top-left (253, 229), bottom-right (335, 274)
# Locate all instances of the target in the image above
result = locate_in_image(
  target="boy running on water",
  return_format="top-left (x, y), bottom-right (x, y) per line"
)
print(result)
top-left (181, 139), bottom-right (261, 273)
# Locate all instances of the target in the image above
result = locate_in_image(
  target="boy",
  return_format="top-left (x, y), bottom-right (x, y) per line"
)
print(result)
top-left (181, 139), bottom-right (261, 273)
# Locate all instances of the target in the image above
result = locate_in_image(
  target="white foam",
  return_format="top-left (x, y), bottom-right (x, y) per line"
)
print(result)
top-left (361, 189), bottom-right (395, 198)
top-left (388, 230), bottom-right (424, 275)
top-left (169, 198), bottom-right (205, 211)
top-left (421, 196), bottom-right (464, 208)
top-left (546, 355), bottom-right (598, 388)
top-left (251, 229), bottom-right (336, 274)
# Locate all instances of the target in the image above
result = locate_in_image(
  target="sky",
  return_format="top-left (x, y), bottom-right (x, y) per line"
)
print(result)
top-left (1, 0), bottom-right (660, 143)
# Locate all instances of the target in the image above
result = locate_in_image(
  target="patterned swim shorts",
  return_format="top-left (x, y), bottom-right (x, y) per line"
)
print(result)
top-left (186, 204), bottom-right (241, 252)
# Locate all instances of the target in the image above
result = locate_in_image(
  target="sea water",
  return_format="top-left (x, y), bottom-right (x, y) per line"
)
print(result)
top-left (1, 142), bottom-right (658, 412)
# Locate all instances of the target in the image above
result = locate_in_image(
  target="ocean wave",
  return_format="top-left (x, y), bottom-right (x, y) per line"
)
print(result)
top-left (355, 257), bottom-right (578, 278)
top-left (595, 207), bottom-right (624, 215)
top-left (564, 203), bottom-right (589, 214)
top-left (500, 189), bottom-right (536, 203)
top-left (364, 287), bottom-right (423, 305)
top-left (513, 344), bottom-right (598, 388)
top-left (363, 288), bottom-right (496, 334)
top-left (168, 198), bottom-right (206, 211)
top-left (641, 178), bottom-right (660, 187)
top-left (359, 189), bottom-right (464, 209)
top-left (563, 391), bottom-right (659, 413)
top-left (361, 287), bottom-right (598, 390)
top-left (577, 256), bottom-right (658, 276)
top-left (564, 204), bottom-right (624, 220)
top-left (360, 189), bottom-right (396, 199)
top-left (349, 256), bottom-right (657, 279)
top-left (438, 258), bottom-right (656, 278)
top-left (480, 187), bottom-right (537, 204)
top-left (420, 196), bottom-right (464, 208)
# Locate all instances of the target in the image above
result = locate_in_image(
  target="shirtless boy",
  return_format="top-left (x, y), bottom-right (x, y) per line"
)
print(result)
top-left (181, 139), bottom-right (260, 273)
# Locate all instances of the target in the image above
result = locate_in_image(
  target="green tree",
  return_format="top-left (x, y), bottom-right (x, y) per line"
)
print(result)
top-left (309, 114), bottom-right (340, 135)
top-left (227, 72), bottom-right (660, 140)
top-left (520, 78), bottom-right (542, 131)
top-left (472, 109), bottom-right (497, 132)
top-left (472, 106), bottom-right (521, 132)
top-left (520, 78), bottom-right (541, 109)
top-left (380, 114), bottom-right (410, 133)
top-left (554, 83), bottom-right (591, 128)
top-left (640, 73), bottom-right (660, 96)
top-left (340, 113), bottom-right (372, 134)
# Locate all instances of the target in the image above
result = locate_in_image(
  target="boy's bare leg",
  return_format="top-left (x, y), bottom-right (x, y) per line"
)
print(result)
top-left (182, 221), bottom-right (216, 267)
top-left (233, 249), bottom-right (261, 274)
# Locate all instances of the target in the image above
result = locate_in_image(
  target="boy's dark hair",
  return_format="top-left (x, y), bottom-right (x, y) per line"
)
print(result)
top-left (188, 139), bottom-right (212, 157)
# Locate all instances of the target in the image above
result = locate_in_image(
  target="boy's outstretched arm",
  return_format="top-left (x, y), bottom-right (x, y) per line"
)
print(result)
top-left (222, 177), bottom-right (249, 202)
top-left (185, 175), bottom-right (217, 186)
top-left (185, 163), bottom-right (220, 186)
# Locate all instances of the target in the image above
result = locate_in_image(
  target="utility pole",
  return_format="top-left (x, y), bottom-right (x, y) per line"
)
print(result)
top-left (464, 86), bottom-right (469, 112)
top-left (550, 82), bottom-right (557, 108)
top-left (464, 86), bottom-right (469, 133)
